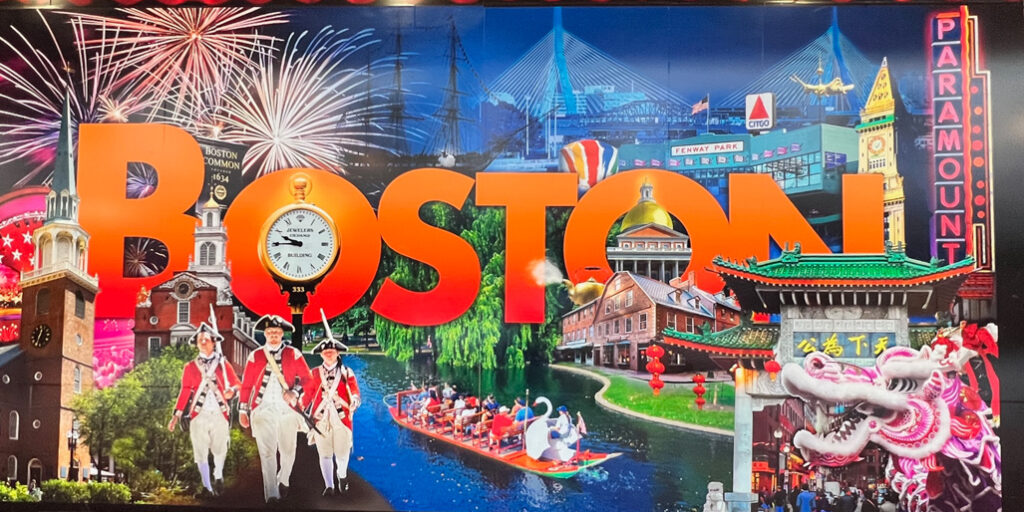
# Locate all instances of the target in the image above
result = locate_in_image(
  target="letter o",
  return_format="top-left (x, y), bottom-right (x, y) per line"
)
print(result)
top-left (224, 168), bottom-right (381, 323)
top-left (938, 158), bottom-right (962, 180)
top-left (563, 170), bottom-right (732, 292)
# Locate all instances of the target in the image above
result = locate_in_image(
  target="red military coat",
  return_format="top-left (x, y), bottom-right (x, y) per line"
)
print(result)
top-left (239, 345), bottom-right (314, 414)
top-left (174, 355), bottom-right (241, 421)
top-left (302, 364), bottom-right (360, 430)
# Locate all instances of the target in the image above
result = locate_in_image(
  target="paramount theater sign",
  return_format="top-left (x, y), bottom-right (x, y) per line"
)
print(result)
top-left (930, 8), bottom-right (993, 272)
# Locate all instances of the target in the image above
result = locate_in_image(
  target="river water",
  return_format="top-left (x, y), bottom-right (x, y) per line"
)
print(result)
top-left (338, 354), bottom-right (733, 512)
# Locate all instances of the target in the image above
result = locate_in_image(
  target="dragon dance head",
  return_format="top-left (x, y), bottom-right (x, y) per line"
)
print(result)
top-left (781, 324), bottom-right (1001, 512)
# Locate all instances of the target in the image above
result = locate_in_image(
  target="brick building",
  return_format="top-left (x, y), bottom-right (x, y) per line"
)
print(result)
top-left (606, 181), bottom-right (691, 283)
top-left (133, 194), bottom-right (259, 374)
top-left (558, 271), bottom-right (739, 372)
top-left (0, 101), bottom-right (96, 484)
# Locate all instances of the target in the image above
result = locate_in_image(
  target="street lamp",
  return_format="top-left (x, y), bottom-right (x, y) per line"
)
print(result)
top-left (66, 428), bottom-right (80, 481)
top-left (773, 428), bottom-right (783, 490)
top-left (782, 443), bottom-right (791, 488)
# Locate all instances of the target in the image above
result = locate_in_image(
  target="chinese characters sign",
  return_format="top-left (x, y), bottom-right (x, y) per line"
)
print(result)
top-left (793, 332), bottom-right (896, 359)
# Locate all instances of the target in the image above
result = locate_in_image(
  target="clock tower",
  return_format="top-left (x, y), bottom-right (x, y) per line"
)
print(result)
top-left (17, 95), bottom-right (98, 482)
top-left (857, 57), bottom-right (906, 246)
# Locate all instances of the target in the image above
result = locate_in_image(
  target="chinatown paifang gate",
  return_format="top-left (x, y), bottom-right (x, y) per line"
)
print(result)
top-left (663, 243), bottom-right (974, 512)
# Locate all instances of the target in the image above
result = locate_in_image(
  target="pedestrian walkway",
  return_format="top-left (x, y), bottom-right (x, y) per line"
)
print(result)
top-left (552, 364), bottom-right (733, 437)
top-left (568, 362), bottom-right (734, 384)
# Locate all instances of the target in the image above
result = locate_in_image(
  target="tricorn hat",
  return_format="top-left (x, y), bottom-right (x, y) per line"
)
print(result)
top-left (255, 314), bottom-right (294, 333)
top-left (189, 322), bottom-right (224, 344)
top-left (312, 309), bottom-right (349, 354)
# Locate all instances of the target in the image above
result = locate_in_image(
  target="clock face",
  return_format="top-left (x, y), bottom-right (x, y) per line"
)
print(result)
top-left (868, 136), bottom-right (885, 155)
top-left (175, 282), bottom-right (192, 297)
top-left (31, 324), bottom-right (52, 349)
top-left (262, 207), bottom-right (338, 282)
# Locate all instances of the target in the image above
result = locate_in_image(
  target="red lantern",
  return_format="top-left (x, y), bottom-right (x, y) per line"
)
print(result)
top-left (649, 374), bottom-right (665, 395)
top-left (645, 359), bottom-right (665, 375)
top-left (765, 359), bottom-right (781, 381)
top-left (646, 344), bottom-right (666, 396)
top-left (692, 373), bottom-right (708, 410)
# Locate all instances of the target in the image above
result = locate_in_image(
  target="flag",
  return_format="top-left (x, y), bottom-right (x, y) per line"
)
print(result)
top-left (669, 158), bottom-right (680, 167)
top-left (777, 146), bottom-right (788, 156)
top-left (684, 158), bottom-right (694, 166)
top-left (651, 159), bottom-right (663, 167)
top-left (716, 155), bottom-right (727, 164)
top-left (633, 159), bottom-right (646, 166)
top-left (700, 157), bottom-right (711, 165)
top-left (691, 95), bottom-right (709, 115)
top-left (734, 154), bottom-right (745, 163)
top-left (791, 143), bottom-right (802, 152)
top-left (577, 412), bottom-right (588, 436)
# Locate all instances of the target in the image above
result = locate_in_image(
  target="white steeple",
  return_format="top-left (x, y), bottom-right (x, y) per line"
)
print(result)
top-left (188, 189), bottom-right (231, 304)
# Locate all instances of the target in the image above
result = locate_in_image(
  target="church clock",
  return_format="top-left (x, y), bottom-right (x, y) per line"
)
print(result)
top-left (30, 324), bottom-right (52, 348)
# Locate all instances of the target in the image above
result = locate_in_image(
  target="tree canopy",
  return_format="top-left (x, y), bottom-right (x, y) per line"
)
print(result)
top-left (373, 203), bottom-right (574, 369)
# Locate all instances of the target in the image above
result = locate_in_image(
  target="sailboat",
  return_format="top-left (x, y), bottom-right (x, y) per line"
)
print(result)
top-left (345, 21), bottom-right (523, 203)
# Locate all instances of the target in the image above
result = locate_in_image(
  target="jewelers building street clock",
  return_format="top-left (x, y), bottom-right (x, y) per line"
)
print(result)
top-left (258, 174), bottom-right (341, 345)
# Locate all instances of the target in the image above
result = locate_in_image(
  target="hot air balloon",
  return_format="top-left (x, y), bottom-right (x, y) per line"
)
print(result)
top-left (559, 139), bottom-right (619, 193)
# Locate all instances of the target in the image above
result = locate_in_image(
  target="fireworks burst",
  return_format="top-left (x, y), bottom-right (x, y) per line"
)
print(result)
top-left (73, 8), bottom-right (288, 121)
top-left (0, 12), bottom-right (146, 185)
top-left (220, 27), bottom-right (402, 176)
top-left (123, 237), bottom-right (168, 277)
top-left (126, 162), bottom-right (157, 199)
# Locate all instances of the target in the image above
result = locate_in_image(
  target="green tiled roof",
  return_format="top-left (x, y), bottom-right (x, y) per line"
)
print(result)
top-left (713, 244), bottom-right (974, 283)
top-left (663, 322), bottom-right (779, 352)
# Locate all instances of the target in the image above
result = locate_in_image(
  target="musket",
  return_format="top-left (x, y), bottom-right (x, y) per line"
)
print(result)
top-left (294, 376), bottom-right (324, 436)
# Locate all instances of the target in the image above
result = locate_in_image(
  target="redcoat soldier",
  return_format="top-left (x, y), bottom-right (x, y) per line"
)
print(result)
top-left (168, 323), bottom-right (240, 497)
top-left (238, 315), bottom-right (313, 503)
top-left (303, 325), bottom-right (360, 496)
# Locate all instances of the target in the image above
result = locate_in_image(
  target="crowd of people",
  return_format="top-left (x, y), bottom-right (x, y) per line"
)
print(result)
top-left (404, 383), bottom-right (578, 455)
top-left (757, 482), bottom-right (904, 512)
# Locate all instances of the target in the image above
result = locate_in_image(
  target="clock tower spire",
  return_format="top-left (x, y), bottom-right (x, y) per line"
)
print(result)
top-left (16, 92), bottom-right (98, 482)
top-left (188, 188), bottom-right (231, 304)
top-left (857, 57), bottom-right (906, 247)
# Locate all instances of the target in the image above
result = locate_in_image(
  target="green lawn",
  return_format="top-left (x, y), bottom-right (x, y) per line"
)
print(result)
top-left (563, 364), bottom-right (736, 431)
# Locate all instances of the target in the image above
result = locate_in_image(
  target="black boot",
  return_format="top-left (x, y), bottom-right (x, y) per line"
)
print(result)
top-left (322, 487), bottom-right (335, 497)
top-left (337, 478), bottom-right (349, 494)
top-left (213, 479), bottom-right (224, 496)
top-left (278, 484), bottom-right (289, 500)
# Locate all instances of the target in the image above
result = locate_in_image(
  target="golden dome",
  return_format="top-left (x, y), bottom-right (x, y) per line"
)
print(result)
top-left (203, 188), bottom-right (220, 209)
top-left (621, 181), bottom-right (672, 231)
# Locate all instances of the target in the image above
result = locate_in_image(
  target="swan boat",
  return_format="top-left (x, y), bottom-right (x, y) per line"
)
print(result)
top-left (385, 391), bottom-right (621, 478)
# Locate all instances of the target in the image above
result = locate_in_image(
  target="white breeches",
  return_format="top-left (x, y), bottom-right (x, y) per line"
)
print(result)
top-left (314, 416), bottom-right (353, 479)
top-left (189, 410), bottom-right (230, 478)
top-left (251, 406), bottom-right (301, 500)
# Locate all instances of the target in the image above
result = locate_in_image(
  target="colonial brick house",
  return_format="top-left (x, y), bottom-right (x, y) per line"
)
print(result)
top-left (558, 271), bottom-right (740, 372)
top-left (133, 195), bottom-right (259, 375)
